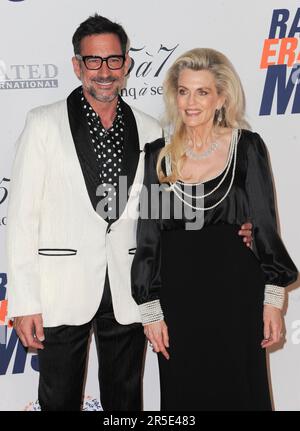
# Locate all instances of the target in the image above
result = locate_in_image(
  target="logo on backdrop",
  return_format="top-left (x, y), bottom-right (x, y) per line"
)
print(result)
top-left (0, 177), bottom-right (10, 206)
top-left (0, 273), bottom-right (11, 362)
top-left (0, 269), bottom-right (38, 376)
top-left (0, 271), bottom-right (37, 377)
top-left (291, 320), bottom-right (300, 345)
top-left (0, 62), bottom-right (59, 90)
top-left (0, 272), bottom-right (38, 375)
top-left (0, 273), bottom-right (8, 329)
top-left (120, 44), bottom-right (179, 100)
top-left (24, 396), bottom-right (102, 411)
top-left (259, 8), bottom-right (300, 115)
top-left (0, 177), bottom-right (10, 227)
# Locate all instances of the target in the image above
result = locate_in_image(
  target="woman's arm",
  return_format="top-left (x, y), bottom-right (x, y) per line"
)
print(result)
top-left (131, 140), bottom-right (170, 359)
top-left (245, 133), bottom-right (298, 347)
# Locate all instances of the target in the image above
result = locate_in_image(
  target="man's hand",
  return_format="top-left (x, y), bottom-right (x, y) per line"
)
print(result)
top-left (13, 314), bottom-right (45, 350)
top-left (261, 304), bottom-right (283, 348)
top-left (144, 320), bottom-right (170, 360)
top-left (238, 222), bottom-right (253, 247)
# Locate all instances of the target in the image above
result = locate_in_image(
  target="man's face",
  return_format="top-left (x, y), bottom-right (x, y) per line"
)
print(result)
top-left (72, 33), bottom-right (129, 103)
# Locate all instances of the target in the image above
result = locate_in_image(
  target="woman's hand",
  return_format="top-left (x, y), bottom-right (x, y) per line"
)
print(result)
top-left (144, 320), bottom-right (170, 360)
top-left (238, 222), bottom-right (253, 247)
top-left (261, 304), bottom-right (284, 348)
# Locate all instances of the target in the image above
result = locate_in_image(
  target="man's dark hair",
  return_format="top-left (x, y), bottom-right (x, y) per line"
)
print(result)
top-left (72, 14), bottom-right (128, 55)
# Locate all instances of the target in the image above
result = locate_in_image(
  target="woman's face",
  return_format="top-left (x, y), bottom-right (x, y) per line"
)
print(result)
top-left (176, 68), bottom-right (224, 130)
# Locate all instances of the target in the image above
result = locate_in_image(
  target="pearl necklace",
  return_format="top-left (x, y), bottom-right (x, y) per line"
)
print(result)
top-left (167, 129), bottom-right (239, 211)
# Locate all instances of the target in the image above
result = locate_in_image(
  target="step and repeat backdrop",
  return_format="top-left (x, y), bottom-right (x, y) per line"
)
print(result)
top-left (0, 0), bottom-right (299, 411)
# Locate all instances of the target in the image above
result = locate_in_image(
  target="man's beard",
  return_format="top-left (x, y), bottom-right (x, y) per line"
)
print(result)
top-left (84, 76), bottom-right (120, 103)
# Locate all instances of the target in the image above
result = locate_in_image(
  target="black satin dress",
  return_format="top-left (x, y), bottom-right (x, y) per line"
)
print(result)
top-left (131, 130), bottom-right (298, 411)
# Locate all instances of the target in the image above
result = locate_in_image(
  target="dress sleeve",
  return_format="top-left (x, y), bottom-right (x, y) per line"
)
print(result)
top-left (245, 133), bottom-right (298, 297)
top-left (131, 141), bottom-right (164, 324)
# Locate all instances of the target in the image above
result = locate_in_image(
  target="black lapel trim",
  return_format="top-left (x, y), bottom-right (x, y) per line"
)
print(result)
top-left (119, 98), bottom-right (140, 195)
top-left (67, 86), bottom-right (100, 210)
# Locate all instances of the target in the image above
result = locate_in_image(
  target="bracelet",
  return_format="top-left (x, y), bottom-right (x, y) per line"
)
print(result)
top-left (264, 285), bottom-right (285, 310)
top-left (139, 300), bottom-right (164, 325)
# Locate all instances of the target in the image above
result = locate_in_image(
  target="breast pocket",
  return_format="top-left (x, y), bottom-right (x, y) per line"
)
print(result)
top-left (38, 248), bottom-right (77, 256)
top-left (128, 248), bottom-right (137, 273)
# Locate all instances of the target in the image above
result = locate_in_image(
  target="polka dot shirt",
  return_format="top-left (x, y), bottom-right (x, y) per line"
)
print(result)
top-left (81, 91), bottom-right (125, 221)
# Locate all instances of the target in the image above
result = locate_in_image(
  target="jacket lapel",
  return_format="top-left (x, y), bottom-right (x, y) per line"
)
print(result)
top-left (120, 98), bottom-right (140, 196)
top-left (67, 87), bottom-right (141, 218)
top-left (67, 86), bottom-right (100, 211)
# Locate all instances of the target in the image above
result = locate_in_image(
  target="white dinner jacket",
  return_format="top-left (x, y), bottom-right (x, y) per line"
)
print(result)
top-left (6, 97), bottom-right (162, 327)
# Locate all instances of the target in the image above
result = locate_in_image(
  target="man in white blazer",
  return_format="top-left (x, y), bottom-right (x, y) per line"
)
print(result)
top-left (7, 14), bottom-right (163, 411)
top-left (7, 14), bottom-right (252, 411)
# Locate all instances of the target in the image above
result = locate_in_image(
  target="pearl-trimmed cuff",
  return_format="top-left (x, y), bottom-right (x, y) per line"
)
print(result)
top-left (139, 300), bottom-right (164, 325)
top-left (264, 284), bottom-right (285, 310)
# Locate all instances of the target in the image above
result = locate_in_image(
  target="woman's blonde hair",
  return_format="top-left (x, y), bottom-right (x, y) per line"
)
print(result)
top-left (157, 48), bottom-right (249, 183)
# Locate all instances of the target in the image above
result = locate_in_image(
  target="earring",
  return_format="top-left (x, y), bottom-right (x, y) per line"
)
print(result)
top-left (217, 108), bottom-right (223, 124)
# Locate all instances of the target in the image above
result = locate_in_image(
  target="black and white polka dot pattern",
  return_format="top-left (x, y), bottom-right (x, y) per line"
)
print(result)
top-left (81, 92), bottom-right (125, 220)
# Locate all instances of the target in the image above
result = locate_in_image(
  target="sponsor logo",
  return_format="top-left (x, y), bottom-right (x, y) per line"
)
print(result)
top-left (0, 177), bottom-right (10, 205)
top-left (24, 396), bottom-right (102, 411)
top-left (0, 178), bottom-right (9, 228)
top-left (259, 8), bottom-right (300, 115)
top-left (0, 326), bottom-right (6, 345)
top-left (120, 44), bottom-right (179, 100)
top-left (0, 325), bottom-right (39, 375)
top-left (0, 63), bottom-right (59, 90)
top-left (0, 273), bottom-right (8, 327)
top-left (0, 272), bottom-right (38, 374)
top-left (0, 60), bottom-right (7, 82)
top-left (24, 401), bottom-right (41, 411)
top-left (291, 320), bottom-right (300, 344)
top-left (81, 396), bottom-right (102, 411)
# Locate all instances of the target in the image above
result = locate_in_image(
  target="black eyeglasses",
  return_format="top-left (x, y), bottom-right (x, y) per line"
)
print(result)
top-left (76, 54), bottom-right (125, 70)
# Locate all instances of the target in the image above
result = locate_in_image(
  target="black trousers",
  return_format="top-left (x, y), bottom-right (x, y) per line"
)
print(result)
top-left (37, 271), bottom-right (146, 411)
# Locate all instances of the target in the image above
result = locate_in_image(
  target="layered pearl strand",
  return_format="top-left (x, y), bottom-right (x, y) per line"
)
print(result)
top-left (167, 128), bottom-right (239, 211)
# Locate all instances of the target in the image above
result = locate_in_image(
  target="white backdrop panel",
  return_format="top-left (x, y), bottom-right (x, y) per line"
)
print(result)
top-left (0, 0), bottom-right (299, 411)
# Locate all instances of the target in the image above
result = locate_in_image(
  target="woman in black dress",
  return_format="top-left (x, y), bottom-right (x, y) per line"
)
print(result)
top-left (131, 48), bottom-right (298, 411)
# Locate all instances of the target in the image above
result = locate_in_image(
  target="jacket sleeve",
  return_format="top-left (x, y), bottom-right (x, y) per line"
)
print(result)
top-left (245, 133), bottom-right (298, 306)
top-left (131, 140), bottom-right (164, 324)
top-left (6, 108), bottom-right (47, 318)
